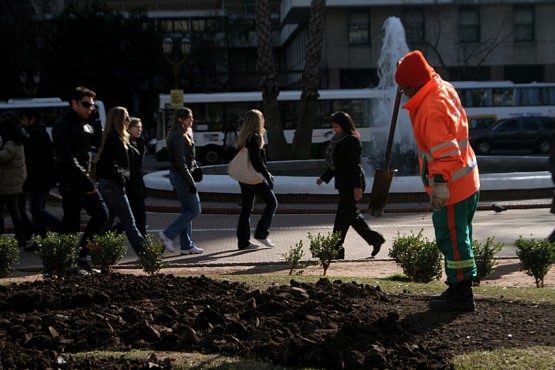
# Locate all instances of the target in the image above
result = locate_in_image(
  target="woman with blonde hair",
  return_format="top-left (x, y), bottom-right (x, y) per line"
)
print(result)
top-left (235, 109), bottom-right (277, 250)
top-left (158, 107), bottom-right (203, 255)
top-left (96, 106), bottom-right (146, 255)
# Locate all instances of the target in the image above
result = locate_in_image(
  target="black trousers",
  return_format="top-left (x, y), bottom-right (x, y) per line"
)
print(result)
top-left (333, 188), bottom-right (384, 249)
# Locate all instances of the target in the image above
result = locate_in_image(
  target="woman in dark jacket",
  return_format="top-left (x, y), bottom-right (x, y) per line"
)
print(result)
top-left (234, 109), bottom-right (278, 250)
top-left (96, 106), bottom-right (145, 256)
top-left (111, 117), bottom-right (147, 236)
top-left (317, 111), bottom-right (385, 259)
top-left (158, 107), bottom-right (203, 255)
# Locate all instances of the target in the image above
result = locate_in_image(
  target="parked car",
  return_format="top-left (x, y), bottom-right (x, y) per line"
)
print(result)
top-left (468, 114), bottom-right (497, 131)
top-left (469, 116), bottom-right (555, 155)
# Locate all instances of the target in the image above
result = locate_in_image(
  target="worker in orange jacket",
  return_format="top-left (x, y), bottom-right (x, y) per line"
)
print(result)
top-left (395, 50), bottom-right (480, 312)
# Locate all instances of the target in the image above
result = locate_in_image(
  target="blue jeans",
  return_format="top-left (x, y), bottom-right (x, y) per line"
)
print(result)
top-left (164, 170), bottom-right (201, 250)
top-left (98, 179), bottom-right (146, 255)
top-left (29, 189), bottom-right (63, 237)
top-left (58, 183), bottom-right (109, 257)
top-left (237, 181), bottom-right (278, 248)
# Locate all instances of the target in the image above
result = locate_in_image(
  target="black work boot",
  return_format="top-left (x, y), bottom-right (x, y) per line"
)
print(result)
top-left (430, 281), bottom-right (454, 302)
top-left (429, 280), bottom-right (475, 312)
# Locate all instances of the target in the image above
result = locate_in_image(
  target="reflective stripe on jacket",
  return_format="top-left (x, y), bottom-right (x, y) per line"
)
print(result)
top-left (402, 74), bottom-right (480, 205)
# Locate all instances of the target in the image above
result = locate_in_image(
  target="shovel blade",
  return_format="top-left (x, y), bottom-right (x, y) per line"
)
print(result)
top-left (368, 169), bottom-right (397, 217)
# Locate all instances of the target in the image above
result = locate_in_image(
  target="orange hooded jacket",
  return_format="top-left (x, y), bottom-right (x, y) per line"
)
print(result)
top-left (402, 74), bottom-right (480, 205)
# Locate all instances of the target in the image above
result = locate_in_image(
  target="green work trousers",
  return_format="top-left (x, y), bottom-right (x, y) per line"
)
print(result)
top-left (432, 191), bottom-right (480, 284)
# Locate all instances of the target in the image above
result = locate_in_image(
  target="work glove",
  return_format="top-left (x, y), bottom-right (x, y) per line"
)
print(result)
top-left (430, 180), bottom-right (449, 210)
top-left (188, 186), bottom-right (197, 195)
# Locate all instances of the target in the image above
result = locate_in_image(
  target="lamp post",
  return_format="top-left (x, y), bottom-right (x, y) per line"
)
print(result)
top-left (163, 36), bottom-right (191, 89)
top-left (20, 71), bottom-right (41, 97)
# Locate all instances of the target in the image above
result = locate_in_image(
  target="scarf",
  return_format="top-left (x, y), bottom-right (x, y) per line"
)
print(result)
top-left (325, 133), bottom-right (349, 170)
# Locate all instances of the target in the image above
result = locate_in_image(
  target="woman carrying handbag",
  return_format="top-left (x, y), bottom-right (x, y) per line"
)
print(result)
top-left (234, 109), bottom-right (278, 250)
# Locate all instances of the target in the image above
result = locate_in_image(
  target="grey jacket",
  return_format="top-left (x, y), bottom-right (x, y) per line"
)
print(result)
top-left (0, 141), bottom-right (27, 195)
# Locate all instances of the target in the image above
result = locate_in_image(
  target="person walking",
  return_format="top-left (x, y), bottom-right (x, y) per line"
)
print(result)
top-left (158, 107), bottom-right (203, 255)
top-left (234, 109), bottom-right (277, 250)
top-left (123, 117), bottom-right (147, 236)
top-left (316, 111), bottom-right (385, 260)
top-left (19, 109), bottom-right (63, 252)
top-left (395, 50), bottom-right (480, 312)
top-left (96, 107), bottom-right (146, 256)
top-left (108, 116), bottom-right (148, 236)
top-left (0, 112), bottom-right (27, 248)
top-left (52, 86), bottom-right (109, 271)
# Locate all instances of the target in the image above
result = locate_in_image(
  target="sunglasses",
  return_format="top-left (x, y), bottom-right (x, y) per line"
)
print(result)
top-left (79, 101), bottom-right (96, 109)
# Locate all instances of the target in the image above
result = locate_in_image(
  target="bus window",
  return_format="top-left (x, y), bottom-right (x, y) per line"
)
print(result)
top-left (492, 88), bottom-right (513, 106)
top-left (470, 88), bottom-right (490, 107)
top-left (519, 87), bottom-right (543, 106)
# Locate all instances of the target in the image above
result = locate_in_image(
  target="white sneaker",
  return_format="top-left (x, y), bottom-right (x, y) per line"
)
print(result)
top-left (255, 238), bottom-right (275, 248)
top-left (158, 231), bottom-right (175, 252)
top-left (181, 245), bottom-right (204, 255)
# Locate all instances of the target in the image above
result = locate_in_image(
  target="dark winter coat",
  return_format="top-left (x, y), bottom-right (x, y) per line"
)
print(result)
top-left (52, 109), bottom-right (103, 192)
top-left (95, 131), bottom-right (130, 188)
top-left (127, 136), bottom-right (146, 198)
top-left (22, 123), bottom-right (57, 191)
top-left (319, 134), bottom-right (366, 192)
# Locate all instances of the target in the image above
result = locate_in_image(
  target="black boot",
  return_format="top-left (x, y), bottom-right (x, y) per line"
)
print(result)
top-left (429, 280), bottom-right (475, 312)
top-left (430, 281), bottom-right (454, 302)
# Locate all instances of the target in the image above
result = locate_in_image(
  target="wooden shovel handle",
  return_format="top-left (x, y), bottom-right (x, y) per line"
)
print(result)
top-left (384, 87), bottom-right (403, 170)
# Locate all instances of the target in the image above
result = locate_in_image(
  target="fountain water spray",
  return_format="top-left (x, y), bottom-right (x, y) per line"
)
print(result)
top-left (364, 17), bottom-right (418, 176)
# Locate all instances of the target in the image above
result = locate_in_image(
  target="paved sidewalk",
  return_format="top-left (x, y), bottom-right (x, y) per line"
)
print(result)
top-left (7, 193), bottom-right (553, 275)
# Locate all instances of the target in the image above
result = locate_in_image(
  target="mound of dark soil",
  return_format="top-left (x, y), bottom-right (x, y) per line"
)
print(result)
top-left (0, 274), bottom-right (552, 369)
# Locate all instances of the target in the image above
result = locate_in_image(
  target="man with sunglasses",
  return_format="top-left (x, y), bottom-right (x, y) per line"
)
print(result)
top-left (52, 86), bottom-right (109, 271)
top-left (395, 51), bottom-right (480, 312)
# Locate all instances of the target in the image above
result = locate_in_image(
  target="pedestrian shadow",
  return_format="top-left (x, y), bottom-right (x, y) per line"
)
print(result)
top-left (165, 248), bottom-right (265, 264)
top-left (479, 260), bottom-right (522, 283)
top-left (227, 263), bottom-right (291, 275)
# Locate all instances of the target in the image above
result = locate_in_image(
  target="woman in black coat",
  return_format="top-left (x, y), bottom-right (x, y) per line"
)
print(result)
top-left (317, 111), bottom-right (385, 259)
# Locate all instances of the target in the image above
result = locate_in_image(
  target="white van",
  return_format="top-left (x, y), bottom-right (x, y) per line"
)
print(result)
top-left (0, 97), bottom-right (107, 137)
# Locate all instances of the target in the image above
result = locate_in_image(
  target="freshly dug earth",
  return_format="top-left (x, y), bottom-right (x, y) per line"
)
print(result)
top-left (0, 267), bottom-right (554, 369)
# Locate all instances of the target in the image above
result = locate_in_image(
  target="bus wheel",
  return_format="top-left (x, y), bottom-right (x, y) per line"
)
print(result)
top-left (200, 145), bottom-right (222, 165)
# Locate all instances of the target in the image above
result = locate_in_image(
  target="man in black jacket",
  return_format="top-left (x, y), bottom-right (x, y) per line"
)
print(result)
top-left (52, 86), bottom-right (109, 270)
top-left (20, 109), bottom-right (63, 251)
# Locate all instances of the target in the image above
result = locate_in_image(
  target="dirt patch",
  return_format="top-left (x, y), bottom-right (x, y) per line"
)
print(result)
top-left (0, 260), bottom-right (553, 369)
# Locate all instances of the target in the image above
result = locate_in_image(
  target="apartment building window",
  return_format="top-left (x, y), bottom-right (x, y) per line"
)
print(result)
top-left (459, 7), bottom-right (480, 43)
top-left (403, 9), bottom-right (425, 43)
top-left (349, 13), bottom-right (370, 45)
top-left (514, 6), bottom-right (534, 42)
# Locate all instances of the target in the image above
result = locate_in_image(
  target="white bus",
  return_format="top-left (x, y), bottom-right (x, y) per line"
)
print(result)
top-left (0, 97), bottom-right (107, 137)
top-left (156, 89), bottom-right (390, 164)
top-left (156, 82), bottom-right (555, 164)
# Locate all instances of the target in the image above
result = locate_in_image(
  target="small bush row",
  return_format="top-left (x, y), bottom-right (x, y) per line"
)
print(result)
top-left (282, 230), bottom-right (554, 287)
top-left (0, 231), bottom-right (167, 279)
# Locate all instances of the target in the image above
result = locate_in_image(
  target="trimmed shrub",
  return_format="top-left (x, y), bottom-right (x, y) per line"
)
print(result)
top-left (138, 234), bottom-right (168, 275)
top-left (515, 237), bottom-right (555, 288)
top-left (88, 231), bottom-right (128, 273)
top-left (284, 240), bottom-right (305, 275)
top-left (0, 235), bottom-right (20, 277)
top-left (472, 236), bottom-right (503, 286)
top-left (308, 231), bottom-right (342, 276)
top-left (35, 232), bottom-right (79, 279)
top-left (389, 229), bottom-right (443, 283)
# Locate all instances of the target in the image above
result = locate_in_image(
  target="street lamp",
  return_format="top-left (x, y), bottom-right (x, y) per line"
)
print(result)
top-left (20, 71), bottom-right (41, 97)
top-left (163, 36), bottom-right (191, 89)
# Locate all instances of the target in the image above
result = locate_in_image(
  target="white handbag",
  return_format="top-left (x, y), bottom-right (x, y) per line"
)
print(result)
top-left (227, 147), bottom-right (265, 185)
